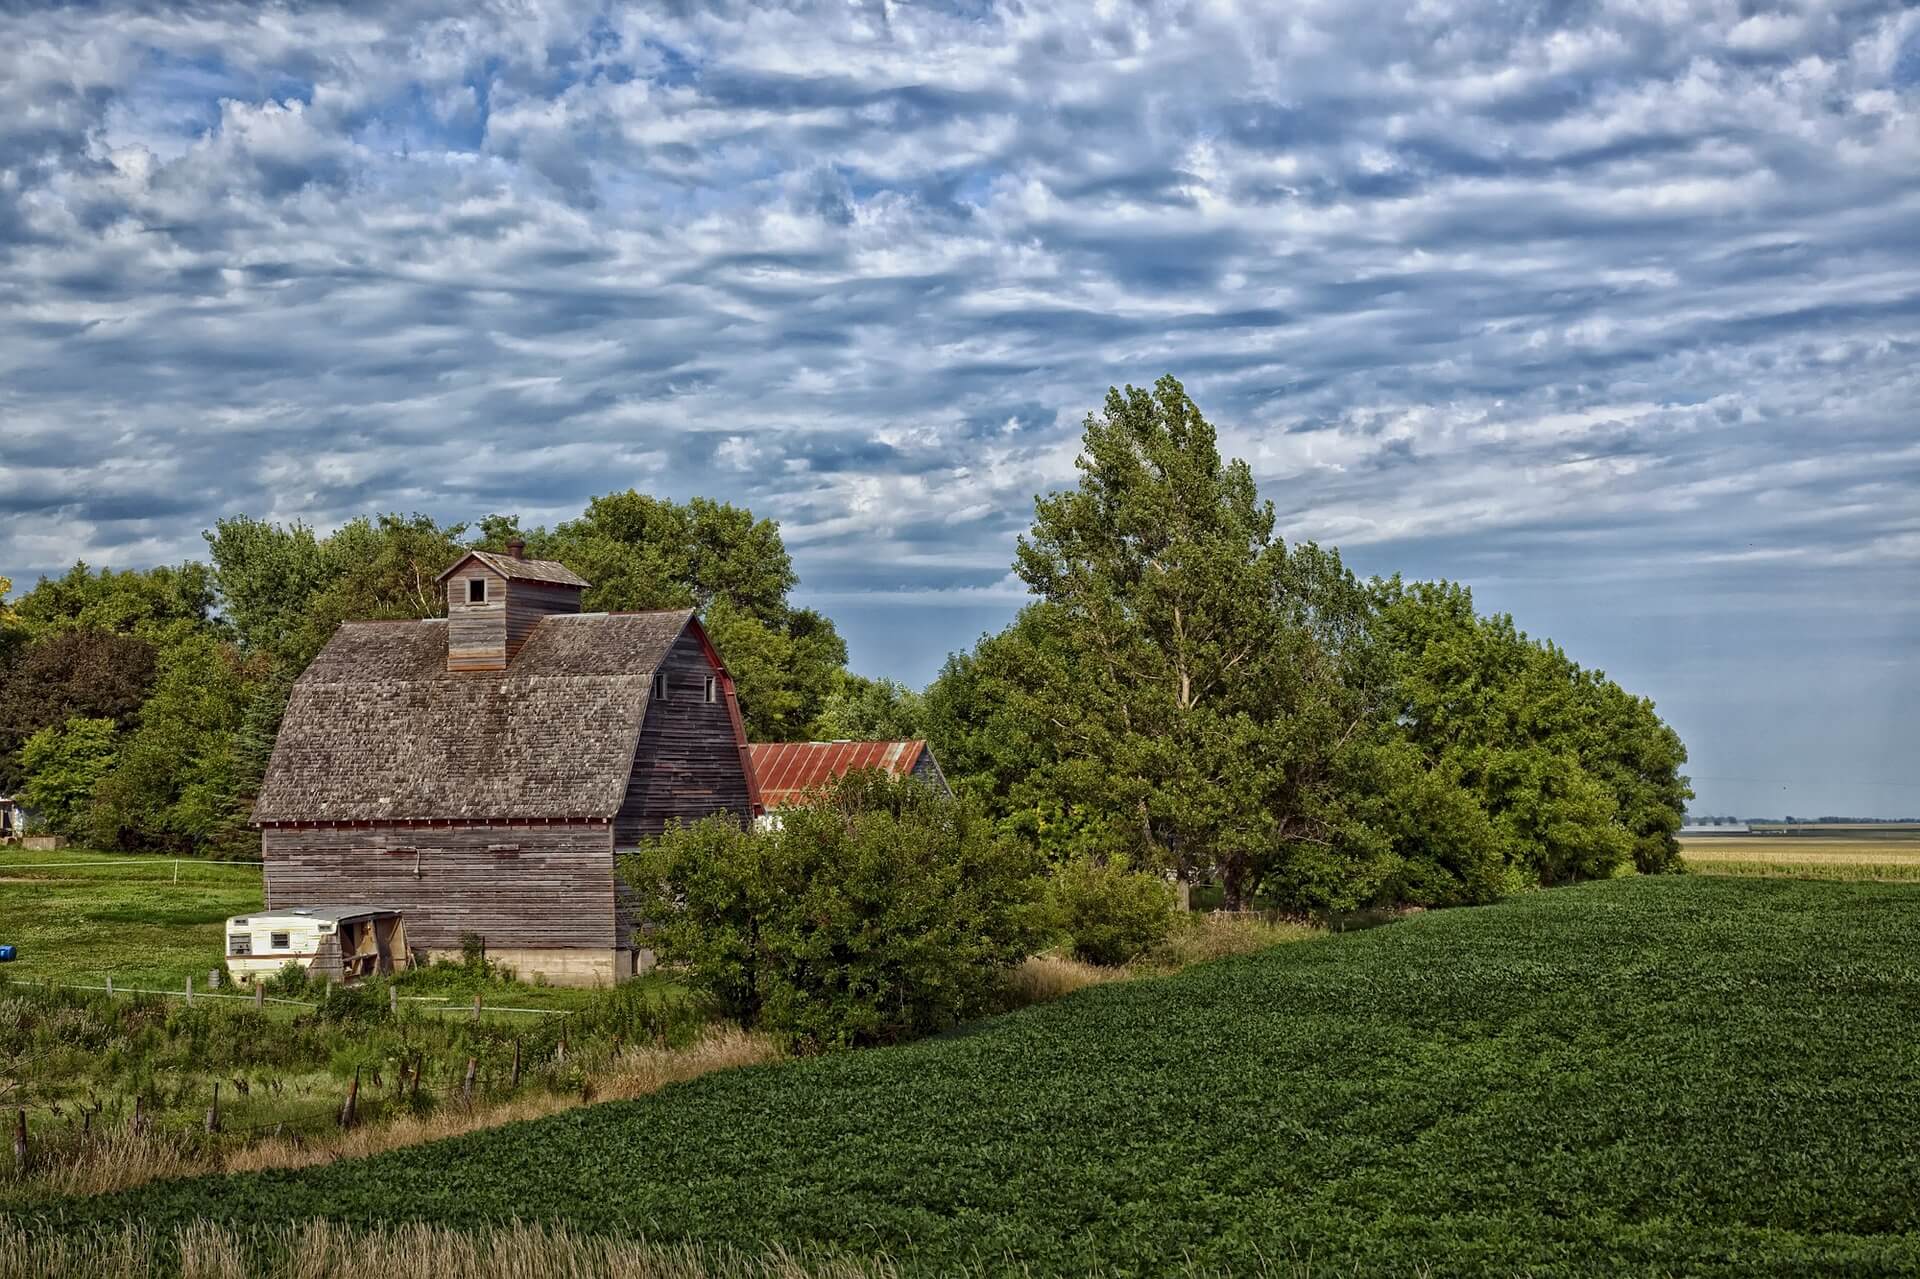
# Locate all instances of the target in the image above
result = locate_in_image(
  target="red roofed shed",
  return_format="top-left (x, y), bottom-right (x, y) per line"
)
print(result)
top-left (747, 740), bottom-right (950, 809)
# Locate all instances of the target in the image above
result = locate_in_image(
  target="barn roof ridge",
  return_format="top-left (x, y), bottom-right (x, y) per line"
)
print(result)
top-left (435, 548), bottom-right (590, 588)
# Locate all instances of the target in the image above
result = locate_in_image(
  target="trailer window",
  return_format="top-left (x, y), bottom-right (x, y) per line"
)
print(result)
top-left (228, 934), bottom-right (252, 956)
top-left (270, 932), bottom-right (291, 950)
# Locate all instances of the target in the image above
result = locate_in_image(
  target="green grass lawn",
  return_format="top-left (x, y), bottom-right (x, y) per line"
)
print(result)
top-left (0, 849), bottom-right (264, 989)
top-left (28, 874), bottom-right (1920, 1276)
top-left (0, 848), bottom-right (647, 1014)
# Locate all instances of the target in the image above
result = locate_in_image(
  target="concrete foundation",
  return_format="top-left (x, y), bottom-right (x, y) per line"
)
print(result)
top-left (421, 946), bottom-right (622, 988)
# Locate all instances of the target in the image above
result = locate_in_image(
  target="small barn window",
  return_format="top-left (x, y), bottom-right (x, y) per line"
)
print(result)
top-left (652, 672), bottom-right (669, 700)
top-left (467, 578), bottom-right (487, 604)
top-left (269, 932), bottom-right (291, 950)
top-left (703, 675), bottom-right (718, 704)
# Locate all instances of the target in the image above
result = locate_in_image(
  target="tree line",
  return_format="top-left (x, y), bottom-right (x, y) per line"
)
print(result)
top-left (920, 377), bottom-right (1691, 910)
top-left (0, 375), bottom-right (1690, 910)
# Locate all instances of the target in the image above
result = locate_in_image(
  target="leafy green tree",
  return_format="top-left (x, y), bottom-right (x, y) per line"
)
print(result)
top-left (946, 377), bottom-right (1389, 909)
top-left (19, 717), bottom-right (118, 838)
top-left (86, 632), bottom-right (259, 852)
top-left (0, 630), bottom-right (158, 791)
top-left (1044, 854), bottom-right (1177, 966)
top-left (203, 516), bottom-right (336, 662)
top-left (0, 575), bottom-right (14, 627)
top-left (206, 513), bottom-right (467, 672)
top-left (626, 770), bottom-right (1045, 1047)
top-left (10, 562), bottom-right (216, 639)
top-left (1372, 579), bottom-right (1688, 886)
top-left (812, 674), bottom-right (927, 741)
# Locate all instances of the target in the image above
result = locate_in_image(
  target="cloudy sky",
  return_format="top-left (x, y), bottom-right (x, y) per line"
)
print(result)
top-left (2, 1), bottom-right (1917, 817)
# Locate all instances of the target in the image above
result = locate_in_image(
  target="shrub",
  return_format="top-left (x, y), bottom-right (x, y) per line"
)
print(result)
top-left (1044, 855), bottom-right (1177, 966)
top-left (626, 769), bottom-right (1046, 1048)
top-left (261, 960), bottom-right (318, 1000)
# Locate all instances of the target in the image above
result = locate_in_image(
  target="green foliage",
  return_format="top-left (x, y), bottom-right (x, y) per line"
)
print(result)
top-left (83, 631), bottom-right (259, 852)
top-left (8, 562), bottom-right (216, 640)
top-left (261, 959), bottom-right (320, 1000)
top-left (204, 513), bottom-right (466, 672)
top-left (0, 630), bottom-right (157, 791)
top-left (1373, 578), bottom-right (1692, 886)
top-left (626, 770), bottom-right (1045, 1047)
top-left (1043, 855), bottom-right (1176, 966)
top-left (0, 969), bottom-right (705, 1172)
top-left (812, 673), bottom-right (927, 741)
top-left (60, 877), bottom-right (1920, 1276)
top-left (929, 376), bottom-right (1690, 912)
top-left (19, 717), bottom-right (118, 838)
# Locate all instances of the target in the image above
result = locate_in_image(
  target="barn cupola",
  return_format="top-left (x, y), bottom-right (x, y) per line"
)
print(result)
top-left (436, 542), bottom-right (590, 673)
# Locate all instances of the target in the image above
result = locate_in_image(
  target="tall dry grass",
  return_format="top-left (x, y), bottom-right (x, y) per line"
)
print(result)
top-left (1150, 911), bottom-right (1319, 969)
top-left (0, 1219), bottom-right (896, 1279)
top-left (1007, 911), bottom-right (1321, 1010)
top-left (17, 1027), bottom-right (778, 1199)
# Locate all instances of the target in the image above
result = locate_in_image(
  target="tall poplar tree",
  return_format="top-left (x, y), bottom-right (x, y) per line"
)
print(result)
top-left (1006, 376), bottom-right (1375, 906)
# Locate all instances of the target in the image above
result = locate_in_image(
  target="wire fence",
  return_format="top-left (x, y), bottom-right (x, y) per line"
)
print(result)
top-left (1, 974), bottom-right (569, 1017)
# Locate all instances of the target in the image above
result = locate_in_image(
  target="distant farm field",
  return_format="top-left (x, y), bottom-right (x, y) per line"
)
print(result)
top-left (1682, 832), bottom-right (1920, 880)
top-left (30, 875), bottom-right (1920, 1276)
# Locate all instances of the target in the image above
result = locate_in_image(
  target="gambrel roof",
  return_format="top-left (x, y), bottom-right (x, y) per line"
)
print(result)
top-left (253, 610), bottom-right (695, 825)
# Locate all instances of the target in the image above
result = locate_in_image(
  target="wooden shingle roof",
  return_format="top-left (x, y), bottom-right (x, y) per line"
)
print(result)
top-left (253, 610), bottom-right (693, 825)
top-left (747, 740), bottom-right (934, 808)
top-left (436, 550), bottom-right (589, 588)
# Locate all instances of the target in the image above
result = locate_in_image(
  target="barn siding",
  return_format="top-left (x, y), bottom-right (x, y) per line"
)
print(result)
top-left (506, 581), bottom-right (582, 659)
top-left (613, 629), bottom-right (752, 848)
top-left (910, 745), bottom-right (951, 795)
top-left (446, 563), bottom-right (509, 672)
top-left (263, 823), bottom-right (617, 952)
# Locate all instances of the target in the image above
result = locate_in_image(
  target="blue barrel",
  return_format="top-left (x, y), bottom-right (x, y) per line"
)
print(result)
top-left (0, 945), bottom-right (14, 961)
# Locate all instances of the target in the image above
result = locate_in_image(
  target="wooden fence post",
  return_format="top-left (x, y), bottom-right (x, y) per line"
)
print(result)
top-left (389, 985), bottom-right (399, 1016)
top-left (131, 1094), bottom-right (145, 1135)
top-left (254, 981), bottom-right (265, 1010)
top-left (205, 1082), bottom-right (221, 1134)
top-left (471, 993), bottom-right (482, 1021)
top-left (184, 975), bottom-right (193, 1007)
top-left (339, 1068), bottom-right (359, 1129)
top-left (12, 1109), bottom-right (25, 1176)
top-left (461, 1057), bottom-right (477, 1107)
top-left (104, 975), bottom-right (112, 998)
top-left (409, 1060), bottom-right (422, 1104)
top-left (509, 1040), bottom-right (522, 1091)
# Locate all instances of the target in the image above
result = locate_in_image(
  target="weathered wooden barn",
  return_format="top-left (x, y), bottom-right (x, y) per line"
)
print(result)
top-left (747, 740), bottom-right (950, 810)
top-left (252, 543), bottom-right (759, 985)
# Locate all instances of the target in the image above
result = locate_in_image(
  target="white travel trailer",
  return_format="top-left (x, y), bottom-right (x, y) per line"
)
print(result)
top-left (224, 906), bottom-right (410, 986)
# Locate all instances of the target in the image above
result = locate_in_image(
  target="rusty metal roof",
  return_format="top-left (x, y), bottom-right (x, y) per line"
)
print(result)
top-left (747, 740), bottom-right (931, 808)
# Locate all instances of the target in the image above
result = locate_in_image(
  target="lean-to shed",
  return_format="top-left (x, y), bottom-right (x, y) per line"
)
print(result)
top-left (747, 740), bottom-right (950, 810)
